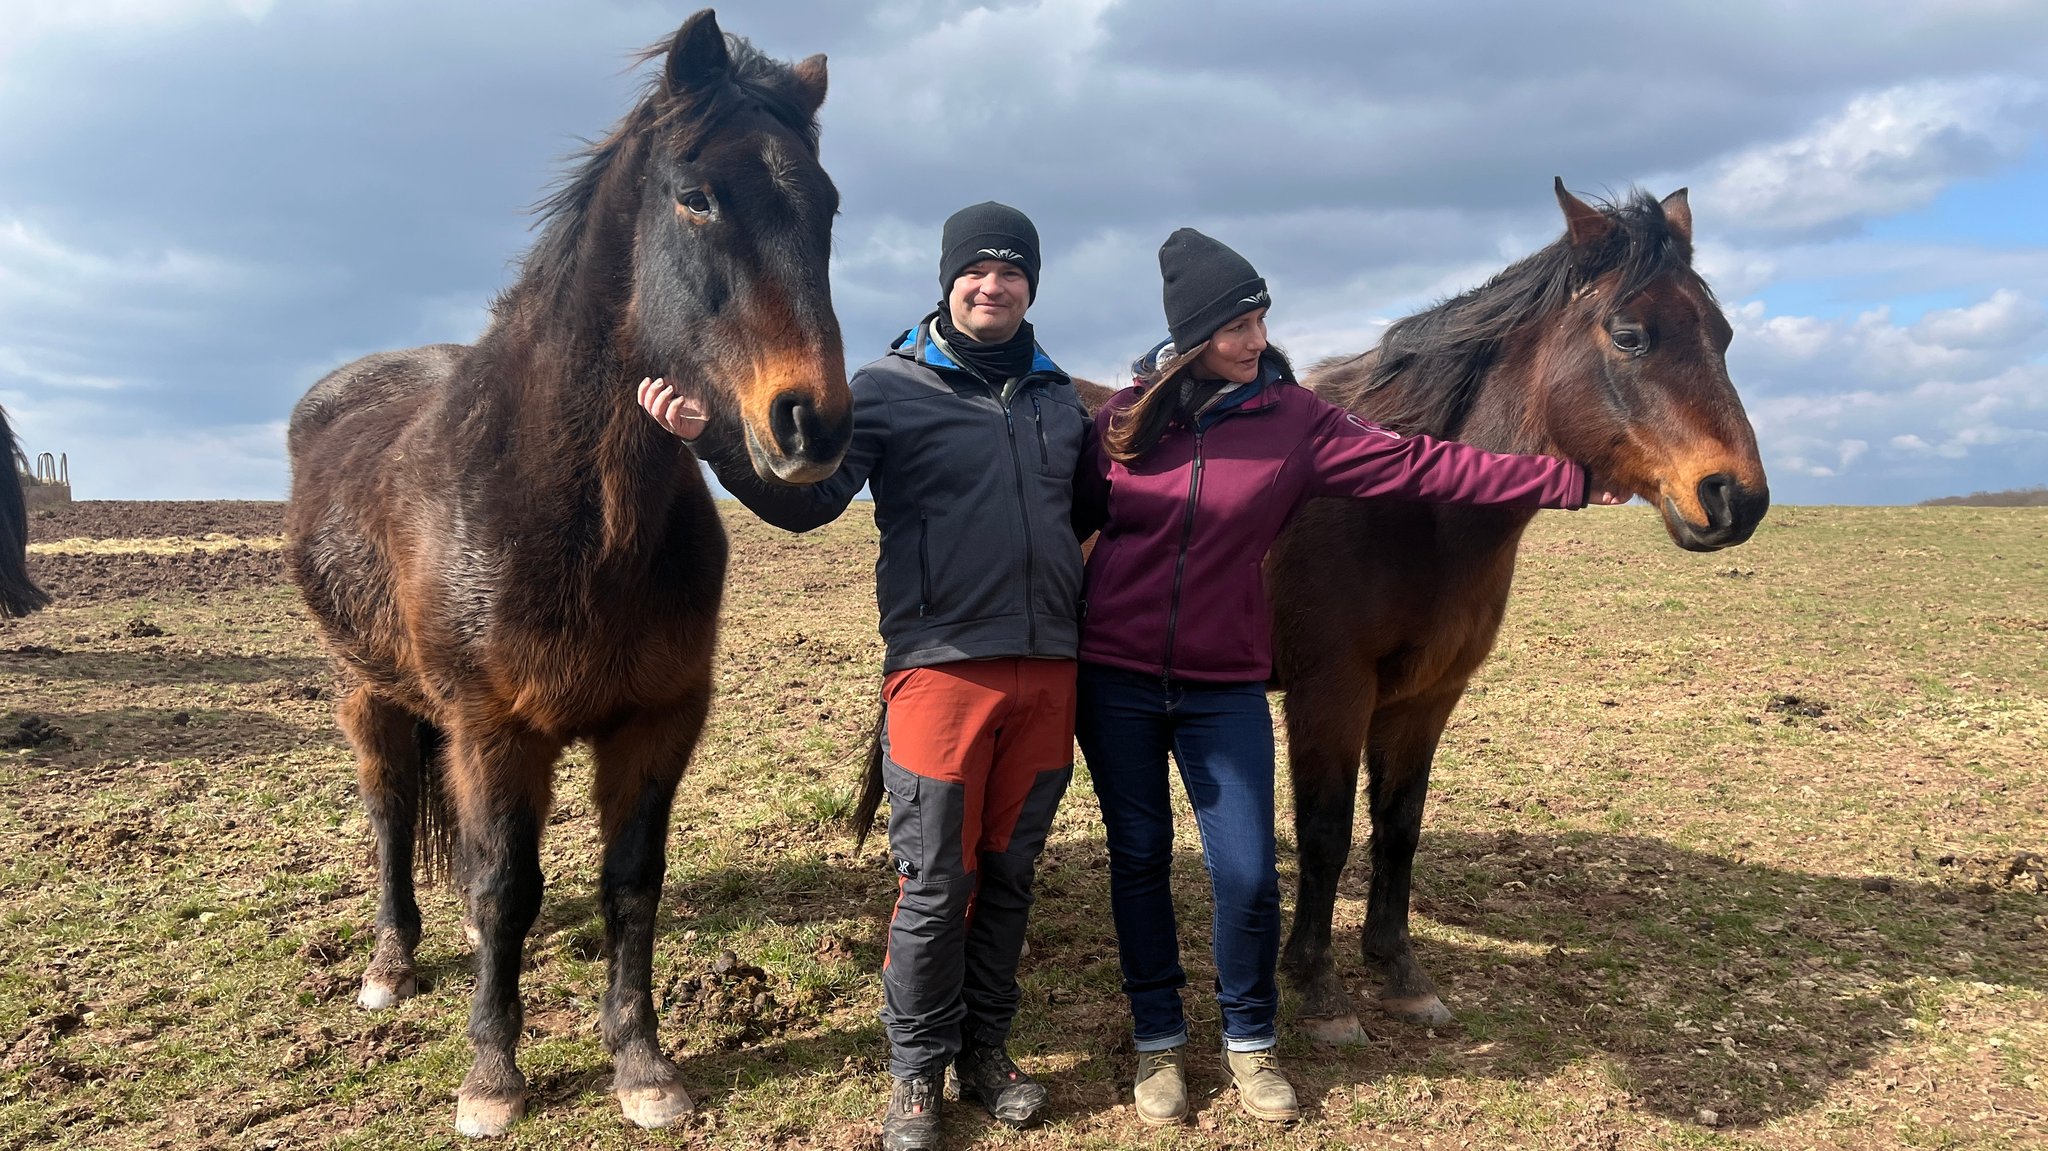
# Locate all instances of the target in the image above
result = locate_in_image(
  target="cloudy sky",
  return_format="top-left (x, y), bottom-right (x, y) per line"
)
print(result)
top-left (4, 0), bottom-right (2045, 505)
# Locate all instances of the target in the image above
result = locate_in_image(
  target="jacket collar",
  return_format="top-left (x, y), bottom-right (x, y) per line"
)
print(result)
top-left (1127, 339), bottom-right (1290, 420)
top-left (890, 312), bottom-right (1067, 384)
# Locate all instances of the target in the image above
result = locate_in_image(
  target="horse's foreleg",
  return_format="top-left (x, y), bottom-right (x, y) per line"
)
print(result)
top-left (590, 691), bottom-right (710, 1130)
top-left (450, 727), bottom-right (556, 1139)
top-left (338, 687), bottom-right (426, 1009)
top-left (1279, 676), bottom-right (1373, 1045)
top-left (1362, 697), bottom-right (1457, 1028)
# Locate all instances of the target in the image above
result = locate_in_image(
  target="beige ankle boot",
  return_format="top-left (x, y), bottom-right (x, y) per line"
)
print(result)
top-left (1224, 1047), bottom-right (1298, 1122)
top-left (1133, 1046), bottom-right (1187, 1126)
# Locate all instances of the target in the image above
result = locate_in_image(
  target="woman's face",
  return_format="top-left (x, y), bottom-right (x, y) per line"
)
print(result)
top-left (1193, 308), bottom-right (1269, 384)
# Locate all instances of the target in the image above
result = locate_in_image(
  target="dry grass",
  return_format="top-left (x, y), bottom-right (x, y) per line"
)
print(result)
top-left (0, 503), bottom-right (2042, 1150)
top-left (25, 535), bottom-right (287, 556)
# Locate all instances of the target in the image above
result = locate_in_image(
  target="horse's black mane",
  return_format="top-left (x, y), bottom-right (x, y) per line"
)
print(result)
top-left (1323, 189), bottom-right (1703, 437)
top-left (519, 34), bottom-right (820, 310)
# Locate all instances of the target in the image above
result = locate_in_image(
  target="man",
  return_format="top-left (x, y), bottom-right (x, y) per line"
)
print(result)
top-left (639, 202), bottom-right (1090, 1151)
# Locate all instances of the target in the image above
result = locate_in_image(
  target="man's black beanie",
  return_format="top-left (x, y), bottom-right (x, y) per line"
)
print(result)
top-left (940, 202), bottom-right (1041, 301)
top-left (1159, 228), bottom-right (1270, 351)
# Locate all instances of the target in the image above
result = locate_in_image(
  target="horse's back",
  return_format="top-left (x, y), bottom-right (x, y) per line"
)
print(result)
top-left (289, 344), bottom-right (467, 458)
top-left (286, 345), bottom-right (469, 704)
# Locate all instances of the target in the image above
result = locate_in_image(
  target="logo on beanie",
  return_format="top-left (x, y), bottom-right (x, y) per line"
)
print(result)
top-left (978, 248), bottom-right (1025, 261)
top-left (1239, 289), bottom-right (1271, 308)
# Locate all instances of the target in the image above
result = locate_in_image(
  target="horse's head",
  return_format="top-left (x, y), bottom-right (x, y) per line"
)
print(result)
top-left (630, 11), bottom-right (850, 486)
top-left (1537, 181), bottom-right (1769, 551)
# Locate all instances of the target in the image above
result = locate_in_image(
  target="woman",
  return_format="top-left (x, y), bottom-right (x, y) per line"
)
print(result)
top-left (1072, 229), bottom-right (1624, 1126)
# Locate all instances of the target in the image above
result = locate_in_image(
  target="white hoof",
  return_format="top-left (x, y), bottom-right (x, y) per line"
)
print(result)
top-left (1380, 993), bottom-right (1452, 1028)
top-left (618, 1082), bottom-right (694, 1129)
top-left (356, 972), bottom-right (417, 1010)
top-left (454, 1093), bottom-right (525, 1139)
top-left (1301, 1013), bottom-right (1368, 1045)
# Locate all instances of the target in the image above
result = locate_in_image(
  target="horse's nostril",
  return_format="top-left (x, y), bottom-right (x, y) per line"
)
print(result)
top-left (1698, 473), bottom-right (1735, 529)
top-left (1694, 472), bottom-right (1770, 539)
top-left (768, 390), bottom-right (845, 462)
top-left (768, 392), bottom-right (812, 457)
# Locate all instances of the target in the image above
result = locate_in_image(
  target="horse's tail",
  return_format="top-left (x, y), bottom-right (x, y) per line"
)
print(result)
top-left (415, 720), bottom-right (458, 883)
top-left (850, 701), bottom-right (886, 853)
top-left (0, 406), bottom-right (51, 619)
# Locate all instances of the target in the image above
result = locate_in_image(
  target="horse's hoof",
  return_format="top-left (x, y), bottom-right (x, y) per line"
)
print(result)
top-left (618, 1082), bottom-right (694, 1129)
top-left (1300, 1014), bottom-right (1368, 1046)
top-left (454, 1093), bottom-right (525, 1139)
top-left (356, 972), bottom-right (417, 1010)
top-left (1380, 993), bottom-right (1452, 1028)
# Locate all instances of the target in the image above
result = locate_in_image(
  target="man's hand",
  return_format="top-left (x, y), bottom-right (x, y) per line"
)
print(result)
top-left (638, 376), bottom-right (710, 442)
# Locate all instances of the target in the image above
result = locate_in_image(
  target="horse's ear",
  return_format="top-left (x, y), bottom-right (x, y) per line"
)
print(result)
top-left (1659, 187), bottom-right (1693, 247)
top-left (665, 9), bottom-right (731, 99)
top-left (792, 54), bottom-right (829, 116)
top-left (1554, 177), bottom-right (1612, 250)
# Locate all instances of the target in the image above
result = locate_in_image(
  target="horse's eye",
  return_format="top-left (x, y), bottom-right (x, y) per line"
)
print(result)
top-left (1610, 327), bottom-right (1646, 354)
top-left (678, 188), bottom-right (714, 218)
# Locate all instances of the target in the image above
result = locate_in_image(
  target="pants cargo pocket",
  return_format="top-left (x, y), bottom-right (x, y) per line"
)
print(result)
top-left (883, 760), bottom-right (926, 882)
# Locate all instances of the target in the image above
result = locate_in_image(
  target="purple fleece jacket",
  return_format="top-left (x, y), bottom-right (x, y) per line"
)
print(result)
top-left (1075, 367), bottom-right (1587, 682)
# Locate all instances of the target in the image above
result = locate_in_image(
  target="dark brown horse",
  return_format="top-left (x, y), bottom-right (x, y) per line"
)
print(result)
top-left (2, 405), bottom-right (50, 618)
top-left (1267, 181), bottom-right (1768, 1043)
top-left (283, 12), bottom-right (849, 1137)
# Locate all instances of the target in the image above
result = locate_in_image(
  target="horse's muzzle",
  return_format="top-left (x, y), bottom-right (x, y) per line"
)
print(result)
top-left (1662, 472), bottom-right (1769, 551)
top-left (745, 391), bottom-right (850, 486)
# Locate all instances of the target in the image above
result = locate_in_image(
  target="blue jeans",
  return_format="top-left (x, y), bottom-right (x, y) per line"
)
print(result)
top-left (1074, 662), bottom-right (1280, 1053)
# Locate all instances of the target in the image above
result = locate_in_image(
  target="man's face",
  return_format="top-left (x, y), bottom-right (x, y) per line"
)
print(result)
top-left (946, 259), bottom-right (1032, 343)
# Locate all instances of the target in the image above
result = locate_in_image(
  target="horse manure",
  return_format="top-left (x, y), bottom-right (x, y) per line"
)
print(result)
top-left (170, 712), bottom-right (191, 727)
top-left (1858, 876), bottom-right (1894, 893)
top-left (2, 714), bottom-right (71, 750)
top-left (125, 617), bottom-right (165, 638)
top-left (1764, 693), bottom-right (1827, 720)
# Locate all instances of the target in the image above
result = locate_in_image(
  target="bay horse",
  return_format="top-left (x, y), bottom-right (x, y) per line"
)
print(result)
top-left (283, 12), bottom-right (849, 1137)
top-left (1267, 181), bottom-right (1768, 1043)
top-left (2, 405), bottom-right (50, 618)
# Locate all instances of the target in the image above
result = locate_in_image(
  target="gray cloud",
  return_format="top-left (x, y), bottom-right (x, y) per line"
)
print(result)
top-left (2, 0), bottom-right (2045, 502)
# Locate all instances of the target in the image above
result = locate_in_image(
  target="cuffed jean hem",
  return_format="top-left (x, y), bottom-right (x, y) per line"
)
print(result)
top-left (1223, 1033), bottom-right (1278, 1053)
top-left (1134, 1030), bottom-right (1188, 1053)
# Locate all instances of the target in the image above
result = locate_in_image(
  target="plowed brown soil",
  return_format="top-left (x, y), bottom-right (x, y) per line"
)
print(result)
top-left (25, 499), bottom-right (285, 542)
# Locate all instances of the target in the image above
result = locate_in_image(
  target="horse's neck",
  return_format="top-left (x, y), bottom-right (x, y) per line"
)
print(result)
top-left (1423, 333), bottom-right (1546, 556)
top-left (462, 295), bottom-right (701, 561)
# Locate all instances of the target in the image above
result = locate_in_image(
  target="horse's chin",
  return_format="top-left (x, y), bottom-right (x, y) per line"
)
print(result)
top-left (743, 422), bottom-right (841, 487)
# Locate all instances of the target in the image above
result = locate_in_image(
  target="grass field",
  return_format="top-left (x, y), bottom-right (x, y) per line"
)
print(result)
top-left (2, 502), bottom-right (2043, 1150)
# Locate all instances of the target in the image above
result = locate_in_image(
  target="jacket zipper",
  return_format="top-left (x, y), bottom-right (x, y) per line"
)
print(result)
top-left (917, 512), bottom-right (932, 618)
top-left (1031, 396), bottom-right (1050, 474)
top-left (1160, 427), bottom-right (1205, 679)
top-left (1000, 384), bottom-right (1039, 647)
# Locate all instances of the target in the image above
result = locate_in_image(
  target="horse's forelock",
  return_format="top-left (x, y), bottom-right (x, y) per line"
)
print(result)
top-left (635, 34), bottom-right (822, 156)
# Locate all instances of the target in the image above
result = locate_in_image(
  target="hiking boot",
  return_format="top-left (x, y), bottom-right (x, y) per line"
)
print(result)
top-left (882, 1074), bottom-right (943, 1151)
top-left (1224, 1047), bottom-right (1299, 1122)
top-left (1133, 1045), bottom-right (1187, 1126)
top-left (952, 1043), bottom-right (1050, 1128)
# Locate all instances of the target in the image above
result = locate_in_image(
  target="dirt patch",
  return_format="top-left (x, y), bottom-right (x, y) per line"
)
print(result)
top-left (27, 500), bottom-right (286, 542)
top-left (27, 546), bottom-right (286, 603)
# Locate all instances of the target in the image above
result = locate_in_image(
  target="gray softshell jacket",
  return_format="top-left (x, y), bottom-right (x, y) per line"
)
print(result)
top-left (709, 315), bottom-right (1092, 672)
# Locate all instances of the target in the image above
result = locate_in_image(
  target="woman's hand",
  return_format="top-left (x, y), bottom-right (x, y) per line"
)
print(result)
top-left (1586, 476), bottom-right (1633, 505)
top-left (638, 376), bottom-right (710, 442)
